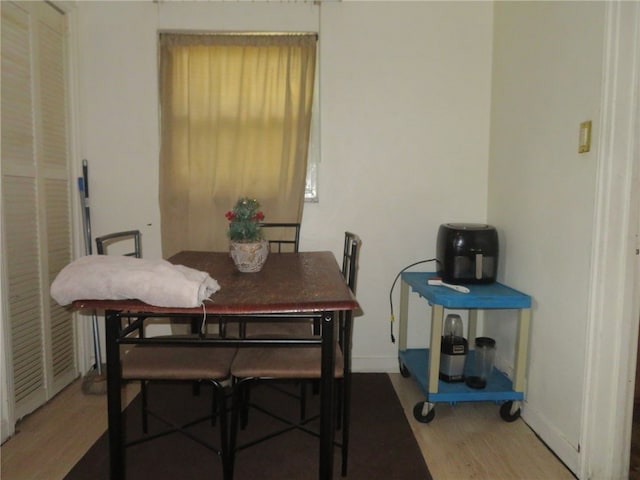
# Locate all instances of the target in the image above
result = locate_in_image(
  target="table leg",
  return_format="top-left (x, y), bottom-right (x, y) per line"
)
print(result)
top-left (105, 310), bottom-right (124, 480)
top-left (319, 311), bottom-right (336, 480)
top-left (341, 312), bottom-right (353, 476)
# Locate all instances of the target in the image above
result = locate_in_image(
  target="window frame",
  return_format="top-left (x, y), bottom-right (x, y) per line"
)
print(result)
top-left (304, 44), bottom-right (320, 203)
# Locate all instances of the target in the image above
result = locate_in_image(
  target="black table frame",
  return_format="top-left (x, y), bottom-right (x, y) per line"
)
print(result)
top-left (76, 251), bottom-right (358, 480)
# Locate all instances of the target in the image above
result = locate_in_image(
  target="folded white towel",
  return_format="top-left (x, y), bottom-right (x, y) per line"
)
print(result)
top-left (50, 255), bottom-right (221, 308)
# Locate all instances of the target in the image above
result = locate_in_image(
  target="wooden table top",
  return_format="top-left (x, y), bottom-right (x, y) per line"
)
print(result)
top-left (73, 250), bottom-right (359, 315)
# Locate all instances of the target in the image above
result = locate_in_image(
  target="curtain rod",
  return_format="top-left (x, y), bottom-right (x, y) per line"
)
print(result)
top-left (159, 31), bottom-right (318, 40)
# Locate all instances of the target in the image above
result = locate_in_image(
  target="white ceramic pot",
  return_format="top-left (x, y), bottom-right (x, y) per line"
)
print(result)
top-left (229, 240), bottom-right (269, 273)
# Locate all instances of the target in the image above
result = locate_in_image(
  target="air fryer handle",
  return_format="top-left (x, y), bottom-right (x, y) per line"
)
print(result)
top-left (475, 253), bottom-right (483, 280)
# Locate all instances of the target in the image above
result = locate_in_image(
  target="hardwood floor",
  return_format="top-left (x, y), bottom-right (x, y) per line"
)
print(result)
top-left (1, 381), bottom-right (139, 480)
top-left (388, 374), bottom-right (575, 480)
top-left (1, 373), bottom-right (576, 480)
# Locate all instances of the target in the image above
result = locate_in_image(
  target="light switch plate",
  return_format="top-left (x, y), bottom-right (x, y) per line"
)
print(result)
top-left (579, 120), bottom-right (592, 153)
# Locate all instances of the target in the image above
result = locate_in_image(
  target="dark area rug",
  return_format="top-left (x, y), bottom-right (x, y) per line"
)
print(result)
top-left (65, 373), bottom-right (431, 480)
top-left (630, 402), bottom-right (640, 480)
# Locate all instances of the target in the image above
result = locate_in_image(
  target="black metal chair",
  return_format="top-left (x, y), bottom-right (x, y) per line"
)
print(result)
top-left (95, 230), bottom-right (142, 257)
top-left (227, 221), bottom-right (313, 423)
top-left (95, 230), bottom-right (234, 479)
top-left (120, 338), bottom-right (235, 479)
top-left (238, 222), bottom-right (308, 339)
top-left (229, 232), bottom-right (361, 477)
top-left (260, 222), bottom-right (301, 253)
top-left (95, 230), bottom-right (143, 340)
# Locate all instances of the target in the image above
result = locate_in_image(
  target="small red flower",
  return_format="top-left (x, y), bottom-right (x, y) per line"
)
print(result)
top-left (225, 211), bottom-right (236, 221)
top-left (253, 212), bottom-right (265, 221)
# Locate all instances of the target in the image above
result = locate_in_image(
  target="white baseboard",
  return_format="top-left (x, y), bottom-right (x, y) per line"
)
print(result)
top-left (352, 355), bottom-right (399, 373)
top-left (521, 402), bottom-right (580, 476)
top-left (1, 417), bottom-right (14, 444)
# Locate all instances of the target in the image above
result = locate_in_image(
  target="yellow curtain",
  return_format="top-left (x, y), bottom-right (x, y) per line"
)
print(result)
top-left (159, 33), bottom-right (316, 257)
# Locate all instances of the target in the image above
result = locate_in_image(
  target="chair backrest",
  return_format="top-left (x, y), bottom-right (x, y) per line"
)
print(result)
top-left (260, 223), bottom-right (301, 253)
top-left (95, 230), bottom-right (142, 258)
top-left (342, 232), bottom-right (361, 294)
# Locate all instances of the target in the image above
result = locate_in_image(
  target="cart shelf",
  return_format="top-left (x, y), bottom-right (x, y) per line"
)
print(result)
top-left (399, 348), bottom-right (524, 403)
top-left (397, 272), bottom-right (532, 423)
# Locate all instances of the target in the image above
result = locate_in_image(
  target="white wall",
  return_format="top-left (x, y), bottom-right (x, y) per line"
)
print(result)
top-left (309, 2), bottom-right (494, 367)
top-left (75, 2), bottom-right (162, 257)
top-left (75, 1), bottom-right (494, 371)
top-left (487, 1), bottom-right (632, 476)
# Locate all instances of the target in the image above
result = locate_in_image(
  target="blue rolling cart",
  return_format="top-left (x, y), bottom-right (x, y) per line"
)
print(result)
top-left (397, 272), bottom-right (532, 423)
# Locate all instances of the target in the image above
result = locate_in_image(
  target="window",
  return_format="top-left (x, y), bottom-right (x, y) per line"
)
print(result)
top-left (158, 33), bottom-right (317, 255)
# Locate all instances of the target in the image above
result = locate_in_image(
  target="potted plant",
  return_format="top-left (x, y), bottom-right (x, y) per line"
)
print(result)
top-left (225, 197), bottom-right (269, 272)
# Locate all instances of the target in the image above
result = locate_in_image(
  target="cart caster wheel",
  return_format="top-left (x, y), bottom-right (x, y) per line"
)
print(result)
top-left (413, 402), bottom-right (435, 423)
top-left (500, 401), bottom-right (521, 422)
top-left (399, 360), bottom-right (411, 378)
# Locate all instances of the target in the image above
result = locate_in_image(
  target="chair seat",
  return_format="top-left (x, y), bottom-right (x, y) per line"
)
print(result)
top-left (230, 346), bottom-right (343, 379)
top-left (122, 336), bottom-right (236, 381)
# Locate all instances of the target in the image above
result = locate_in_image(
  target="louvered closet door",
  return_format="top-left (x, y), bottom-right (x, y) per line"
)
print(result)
top-left (1, 1), bottom-right (76, 420)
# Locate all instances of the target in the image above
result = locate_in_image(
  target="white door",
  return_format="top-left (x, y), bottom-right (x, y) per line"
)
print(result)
top-left (1, 0), bottom-right (77, 427)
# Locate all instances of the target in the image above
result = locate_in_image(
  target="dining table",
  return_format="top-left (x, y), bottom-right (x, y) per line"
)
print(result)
top-left (72, 250), bottom-right (360, 480)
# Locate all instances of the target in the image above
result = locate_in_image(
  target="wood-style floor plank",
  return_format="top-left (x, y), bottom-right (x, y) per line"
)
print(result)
top-left (389, 373), bottom-right (575, 479)
top-left (1, 380), bottom-right (139, 480)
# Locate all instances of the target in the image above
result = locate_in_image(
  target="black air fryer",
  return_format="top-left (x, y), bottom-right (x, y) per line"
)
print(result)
top-left (436, 223), bottom-right (499, 284)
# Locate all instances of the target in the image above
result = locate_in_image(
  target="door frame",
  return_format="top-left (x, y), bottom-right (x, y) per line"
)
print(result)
top-left (580, 1), bottom-right (640, 478)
